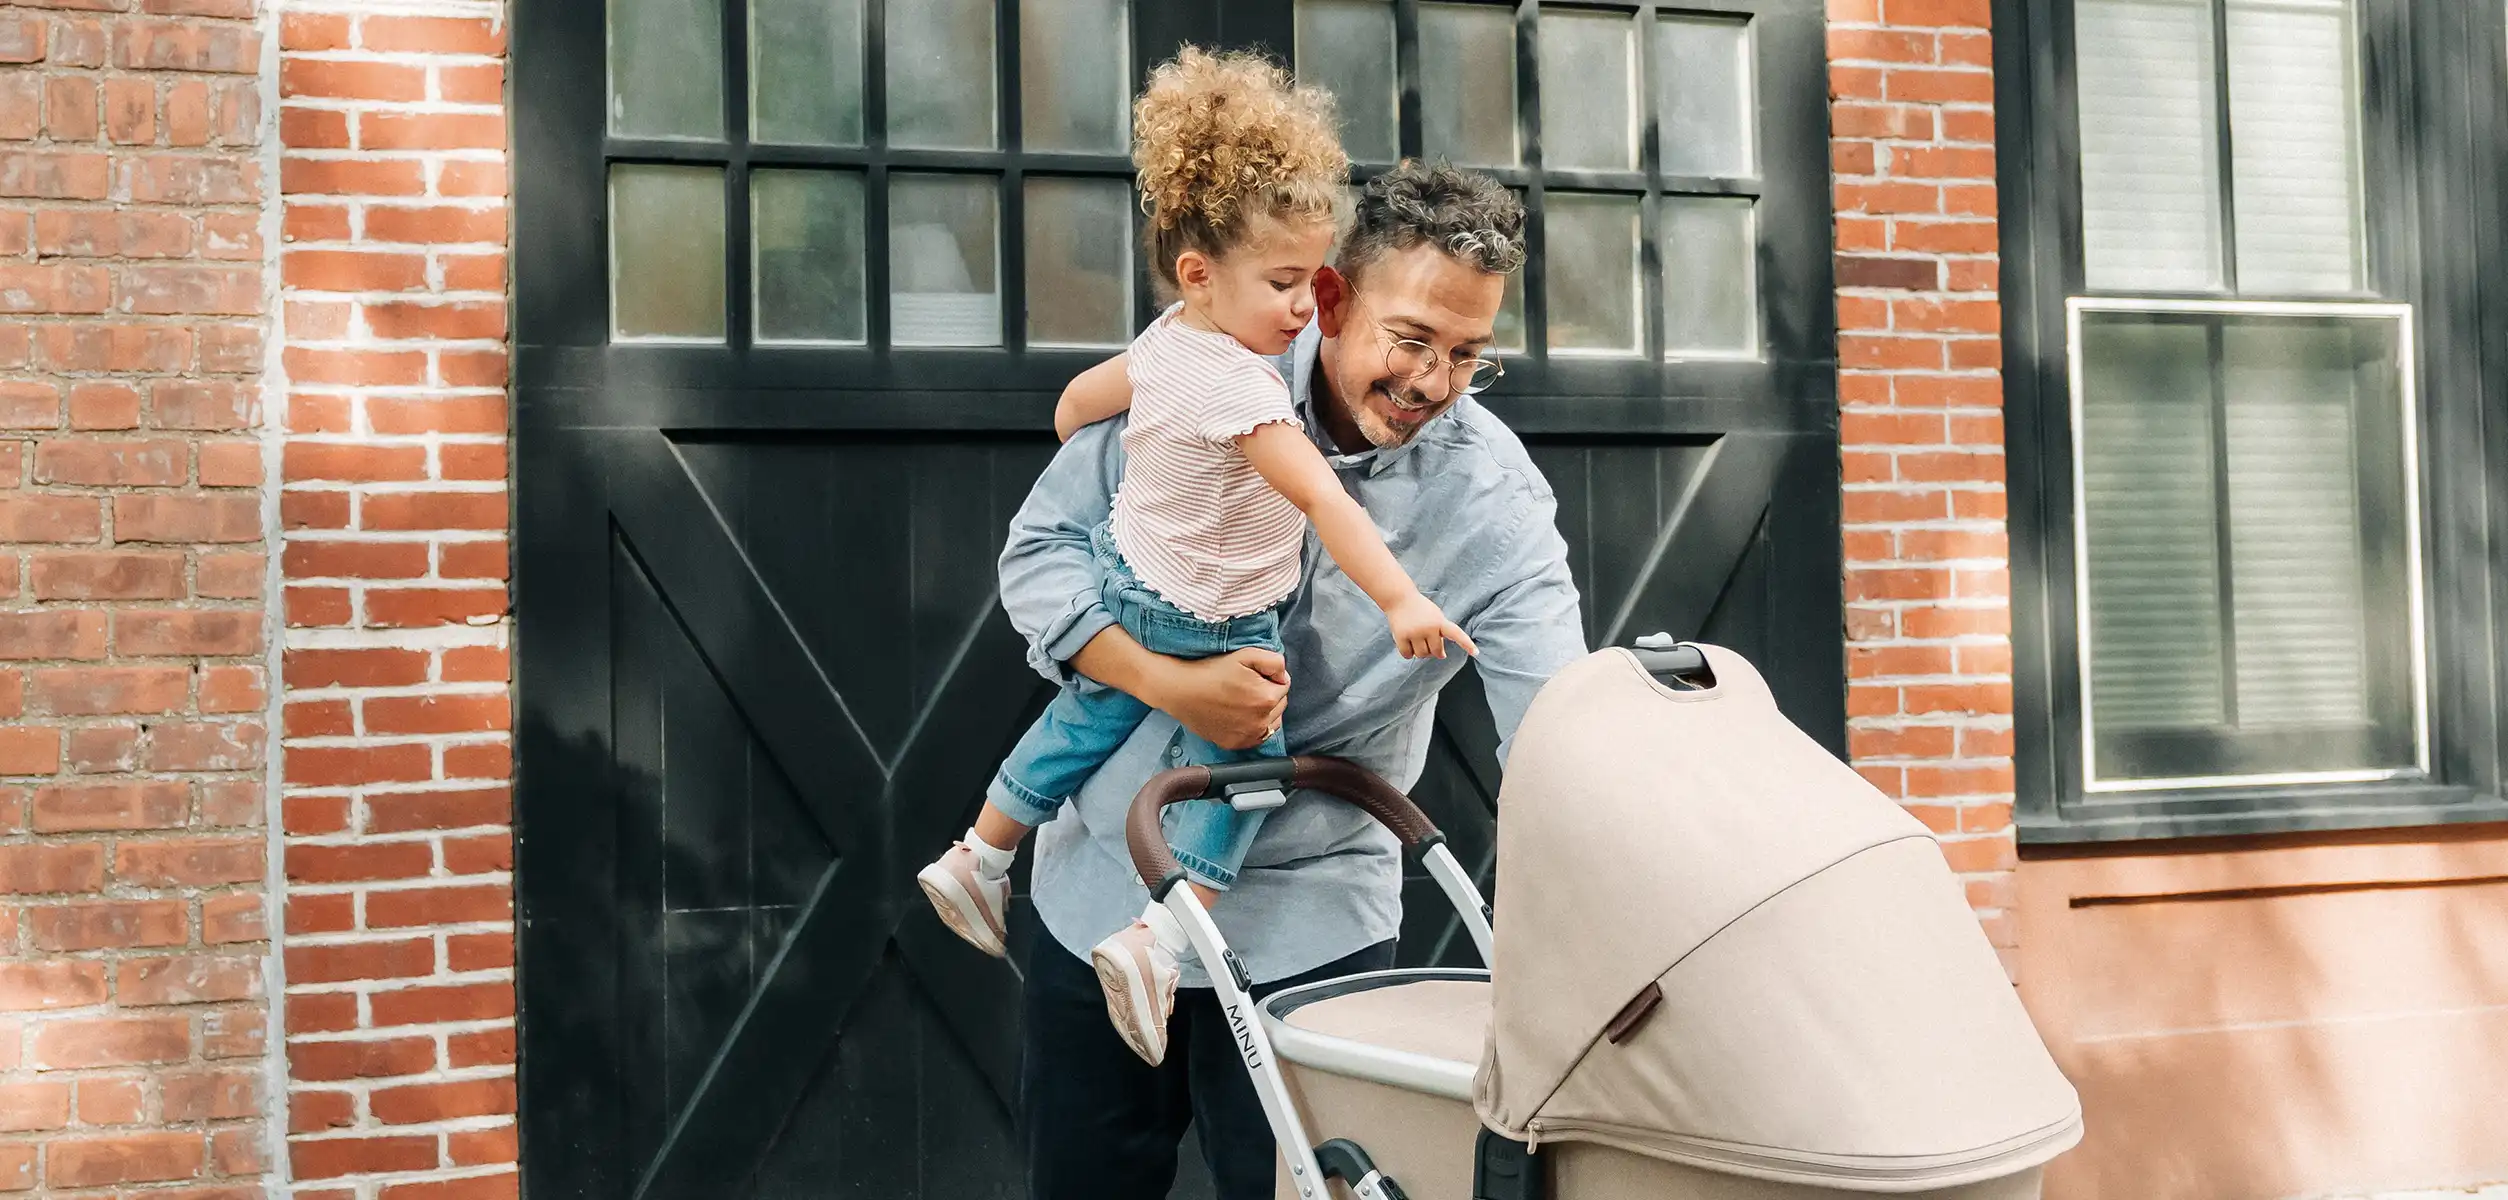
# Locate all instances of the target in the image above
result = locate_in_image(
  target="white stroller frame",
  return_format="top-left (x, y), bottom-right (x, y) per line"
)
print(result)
top-left (1127, 752), bottom-right (1492, 1200)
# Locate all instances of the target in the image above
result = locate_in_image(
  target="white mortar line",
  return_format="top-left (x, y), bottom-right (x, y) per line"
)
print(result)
top-left (255, 1), bottom-right (298, 1194)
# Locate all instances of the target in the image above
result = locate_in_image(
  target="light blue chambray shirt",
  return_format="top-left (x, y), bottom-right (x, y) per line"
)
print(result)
top-left (1001, 322), bottom-right (1588, 986)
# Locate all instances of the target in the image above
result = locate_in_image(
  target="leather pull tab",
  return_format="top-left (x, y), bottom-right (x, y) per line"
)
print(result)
top-left (1604, 982), bottom-right (1663, 1045)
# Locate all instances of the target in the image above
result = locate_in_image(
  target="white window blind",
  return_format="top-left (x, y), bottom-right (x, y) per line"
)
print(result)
top-left (2076, 0), bottom-right (2224, 291)
top-left (2225, 0), bottom-right (2365, 293)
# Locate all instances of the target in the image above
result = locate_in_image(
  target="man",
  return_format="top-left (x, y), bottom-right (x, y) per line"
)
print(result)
top-left (999, 162), bottom-right (1587, 1200)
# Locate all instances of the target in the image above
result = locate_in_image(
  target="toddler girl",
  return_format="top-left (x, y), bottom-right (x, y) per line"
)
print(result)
top-left (917, 47), bottom-right (1471, 1066)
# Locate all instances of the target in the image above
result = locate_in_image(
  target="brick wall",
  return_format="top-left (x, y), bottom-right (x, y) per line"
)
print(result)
top-left (274, 1), bottom-right (512, 1196)
top-left (0, 0), bottom-right (274, 1195)
top-left (1824, 0), bottom-right (2020, 972)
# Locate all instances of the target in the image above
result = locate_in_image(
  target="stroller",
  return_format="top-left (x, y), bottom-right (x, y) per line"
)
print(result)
top-left (1122, 641), bottom-right (2083, 1199)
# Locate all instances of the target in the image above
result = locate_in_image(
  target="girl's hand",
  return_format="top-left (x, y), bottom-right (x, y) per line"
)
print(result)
top-left (1386, 594), bottom-right (1477, 660)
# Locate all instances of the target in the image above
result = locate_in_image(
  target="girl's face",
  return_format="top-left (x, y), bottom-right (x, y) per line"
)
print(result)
top-left (1173, 218), bottom-right (1338, 356)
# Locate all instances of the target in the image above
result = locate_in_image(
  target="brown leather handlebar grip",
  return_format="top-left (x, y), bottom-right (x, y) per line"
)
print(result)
top-left (1124, 755), bottom-right (1443, 899)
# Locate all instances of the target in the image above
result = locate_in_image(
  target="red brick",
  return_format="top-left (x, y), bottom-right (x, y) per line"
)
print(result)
top-left (67, 382), bottom-right (143, 430)
top-left (1903, 680), bottom-right (2014, 715)
top-left (30, 551), bottom-right (183, 600)
top-left (0, 262), bottom-right (110, 313)
top-left (108, 609), bottom-right (259, 657)
top-left (441, 443), bottom-right (507, 481)
top-left (286, 1035), bottom-right (436, 1081)
top-left (32, 1014), bottom-right (188, 1068)
top-left (37, 323), bottom-right (191, 373)
top-left (201, 893), bottom-right (264, 944)
top-left (45, 1130), bottom-right (205, 1187)
top-left (0, 381), bottom-right (58, 429)
top-left (31, 780), bottom-right (187, 832)
top-left (113, 18), bottom-right (256, 70)
top-left (29, 666), bottom-right (187, 715)
top-left (160, 1070), bottom-right (257, 1122)
top-left (1887, 0), bottom-right (1991, 27)
top-left (1961, 801), bottom-right (2016, 832)
top-left (285, 203), bottom-right (353, 244)
top-left (0, 76), bottom-right (40, 137)
top-left (279, 11), bottom-right (350, 49)
top-left (1899, 528), bottom-right (2006, 561)
top-left (117, 154), bottom-right (258, 205)
top-left (199, 1002), bottom-right (266, 1059)
top-left (43, 75), bottom-right (98, 141)
top-left (448, 1026), bottom-right (513, 1068)
top-left (368, 693), bottom-right (508, 735)
top-left (281, 105), bottom-right (350, 149)
top-left (284, 699), bottom-right (353, 739)
top-left (443, 743), bottom-right (508, 781)
top-left (448, 931), bottom-right (513, 972)
top-left (0, 1143), bottom-right (28, 1191)
top-left (1849, 644), bottom-right (1955, 678)
top-left (367, 787), bottom-right (508, 834)
top-left (442, 540), bottom-right (508, 579)
top-left (199, 322), bottom-right (263, 370)
top-left (367, 980), bottom-right (514, 1027)
top-left (284, 346), bottom-right (428, 387)
top-left (292, 1089), bottom-right (357, 1133)
top-left (1849, 724), bottom-right (1958, 759)
top-left (287, 936), bottom-right (437, 986)
top-left (63, 722), bottom-right (136, 772)
top-left (437, 65), bottom-right (504, 106)
top-left (0, 609), bottom-right (106, 660)
top-left (198, 664), bottom-right (264, 712)
top-left (31, 436), bottom-right (186, 486)
top-left (147, 720), bottom-right (265, 772)
top-left (0, 1082), bottom-right (68, 1133)
top-left (362, 492), bottom-right (502, 534)
top-left (363, 14), bottom-right (506, 54)
top-left (0, 16), bottom-right (40, 64)
top-left (284, 893), bottom-right (355, 938)
top-left (286, 743), bottom-right (432, 787)
top-left (370, 587), bottom-right (506, 627)
top-left (443, 830), bottom-right (510, 874)
top-left (114, 493), bottom-right (259, 542)
top-left (0, 959), bottom-right (106, 1009)
top-left (0, 495), bottom-right (100, 543)
top-left (0, 150), bottom-right (111, 200)
top-left (283, 793), bottom-right (349, 835)
top-left (284, 647), bottom-right (427, 688)
top-left (368, 885), bottom-right (511, 929)
top-left (1828, 64), bottom-right (1884, 101)
top-left (111, 837), bottom-right (262, 887)
top-left (287, 841), bottom-right (432, 884)
top-left (383, 1173), bottom-right (519, 1200)
top-left (1906, 763), bottom-right (2015, 797)
top-left (283, 248), bottom-right (428, 292)
top-left (1903, 604), bottom-right (2011, 638)
top-left (1841, 333), bottom-right (1945, 370)
top-left (0, 726), bottom-right (57, 775)
top-left (1938, 833), bottom-right (2018, 872)
top-left (199, 440), bottom-right (262, 487)
top-left (366, 205), bottom-right (506, 246)
top-left (365, 111), bottom-right (506, 151)
top-left (440, 349), bottom-right (507, 387)
top-left (116, 954), bottom-right (261, 1006)
top-left (1829, 27), bottom-right (1935, 63)
top-left (368, 300), bottom-right (508, 342)
top-left (440, 647), bottom-right (505, 684)
top-left (1836, 254), bottom-right (1938, 291)
top-left (153, 378), bottom-right (257, 430)
top-left (119, 263), bottom-right (260, 316)
top-left (283, 490), bottom-right (350, 529)
top-left (280, 59), bottom-right (427, 103)
top-left (448, 1126), bottom-right (519, 1166)
top-left (166, 78), bottom-right (212, 145)
top-left (287, 584), bottom-right (352, 626)
top-left (372, 1077), bottom-right (515, 1125)
top-left (291, 1134), bottom-right (440, 1181)
top-left (442, 251), bottom-right (505, 290)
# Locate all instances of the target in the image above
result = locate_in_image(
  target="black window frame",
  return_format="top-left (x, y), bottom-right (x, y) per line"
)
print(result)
top-left (1995, 0), bottom-right (2508, 841)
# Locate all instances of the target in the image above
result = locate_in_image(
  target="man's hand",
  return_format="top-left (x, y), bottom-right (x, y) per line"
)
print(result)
top-left (1071, 627), bottom-right (1290, 752)
top-left (1153, 647), bottom-right (1291, 750)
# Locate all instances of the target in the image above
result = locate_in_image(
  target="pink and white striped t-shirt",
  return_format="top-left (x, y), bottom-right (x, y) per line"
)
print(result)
top-left (1108, 306), bottom-right (1308, 622)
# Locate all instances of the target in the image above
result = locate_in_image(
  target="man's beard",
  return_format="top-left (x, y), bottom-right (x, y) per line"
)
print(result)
top-left (1350, 382), bottom-right (1441, 448)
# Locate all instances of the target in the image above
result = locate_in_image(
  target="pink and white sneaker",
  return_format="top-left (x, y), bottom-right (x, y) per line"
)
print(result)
top-left (916, 843), bottom-right (1010, 958)
top-left (1091, 920), bottom-right (1181, 1066)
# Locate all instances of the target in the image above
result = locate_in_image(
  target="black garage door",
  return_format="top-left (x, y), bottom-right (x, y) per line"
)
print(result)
top-left (510, 1), bottom-right (1840, 1195)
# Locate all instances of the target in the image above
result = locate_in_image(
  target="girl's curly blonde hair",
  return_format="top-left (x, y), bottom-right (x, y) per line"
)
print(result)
top-left (1132, 46), bottom-right (1349, 293)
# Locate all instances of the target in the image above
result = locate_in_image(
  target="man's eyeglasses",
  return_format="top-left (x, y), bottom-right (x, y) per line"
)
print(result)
top-left (1381, 328), bottom-right (1504, 396)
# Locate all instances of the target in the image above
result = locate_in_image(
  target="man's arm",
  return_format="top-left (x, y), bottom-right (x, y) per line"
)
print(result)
top-left (996, 415), bottom-right (1290, 748)
top-left (1465, 510), bottom-right (1588, 766)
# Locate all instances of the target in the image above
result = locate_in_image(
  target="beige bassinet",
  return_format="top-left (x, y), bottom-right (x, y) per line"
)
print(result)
top-left (1124, 642), bottom-right (2082, 1200)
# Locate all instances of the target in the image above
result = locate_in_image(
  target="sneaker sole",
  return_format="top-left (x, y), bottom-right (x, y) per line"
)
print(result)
top-left (1091, 946), bottom-right (1167, 1066)
top-left (915, 865), bottom-right (1007, 959)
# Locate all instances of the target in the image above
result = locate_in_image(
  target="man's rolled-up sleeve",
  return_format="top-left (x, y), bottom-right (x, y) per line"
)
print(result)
top-left (997, 418), bottom-right (1127, 688)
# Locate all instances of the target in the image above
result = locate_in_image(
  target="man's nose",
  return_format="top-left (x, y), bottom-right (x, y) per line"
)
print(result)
top-left (1411, 361), bottom-right (1454, 405)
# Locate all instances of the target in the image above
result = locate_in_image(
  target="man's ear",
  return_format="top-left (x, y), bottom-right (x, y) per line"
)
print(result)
top-left (1315, 265), bottom-right (1350, 338)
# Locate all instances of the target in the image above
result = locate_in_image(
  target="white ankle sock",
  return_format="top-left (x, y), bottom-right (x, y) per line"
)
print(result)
top-left (1139, 900), bottom-right (1194, 960)
top-left (963, 827), bottom-right (1016, 878)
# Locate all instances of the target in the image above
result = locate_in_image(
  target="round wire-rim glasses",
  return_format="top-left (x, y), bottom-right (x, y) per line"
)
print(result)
top-left (1383, 332), bottom-right (1505, 396)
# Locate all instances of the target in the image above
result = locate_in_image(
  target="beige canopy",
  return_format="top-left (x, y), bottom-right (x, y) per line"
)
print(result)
top-left (1472, 644), bottom-right (2082, 1191)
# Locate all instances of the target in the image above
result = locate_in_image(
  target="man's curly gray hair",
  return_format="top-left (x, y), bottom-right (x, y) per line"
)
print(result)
top-left (1337, 161), bottom-right (1527, 284)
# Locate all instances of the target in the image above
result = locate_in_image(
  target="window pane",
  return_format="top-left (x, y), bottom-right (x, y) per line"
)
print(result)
top-left (610, 165), bottom-right (725, 340)
top-left (1494, 269), bottom-right (1525, 354)
top-left (750, 0), bottom-right (862, 145)
top-left (1538, 10), bottom-right (1636, 171)
top-left (1655, 14), bottom-right (1754, 178)
top-left (608, 0), bottom-right (723, 139)
top-left (753, 171), bottom-right (865, 344)
top-left (2077, 310), bottom-right (2420, 783)
top-left (889, 0), bottom-right (996, 149)
top-left (1296, 0), bottom-right (1398, 162)
top-left (1544, 193), bottom-right (1640, 354)
top-left (1021, 0), bottom-right (1129, 153)
top-left (2226, 0), bottom-right (2364, 293)
top-left (2079, 320), bottom-right (2228, 733)
top-left (890, 174), bottom-right (1000, 347)
top-left (2075, 0), bottom-right (2224, 290)
top-left (1026, 177), bottom-right (1132, 347)
top-left (1660, 196), bottom-right (1756, 356)
top-left (1420, 3), bottom-right (1517, 166)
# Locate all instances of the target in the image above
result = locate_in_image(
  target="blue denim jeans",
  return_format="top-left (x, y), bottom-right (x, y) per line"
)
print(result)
top-left (991, 523), bottom-right (1288, 890)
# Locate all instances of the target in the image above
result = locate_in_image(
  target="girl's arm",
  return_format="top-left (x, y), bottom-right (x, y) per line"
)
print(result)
top-left (1054, 353), bottom-right (1134, 442)
top-left (1234, 422), bottom-right (1476, 659)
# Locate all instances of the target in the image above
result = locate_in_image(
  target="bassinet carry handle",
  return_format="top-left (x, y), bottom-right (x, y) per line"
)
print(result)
top-left (1125, 756), bottom-right (1442, 900)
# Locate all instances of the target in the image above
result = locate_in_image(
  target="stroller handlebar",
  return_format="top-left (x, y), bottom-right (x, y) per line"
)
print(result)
top-left (1125, 755), bottom-right (1443, 899)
